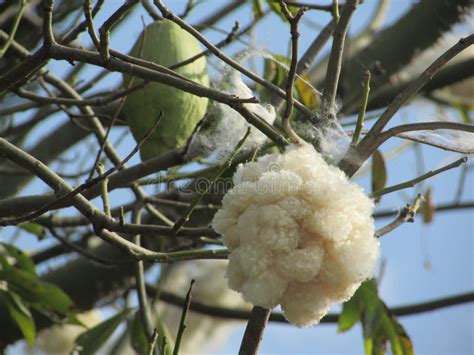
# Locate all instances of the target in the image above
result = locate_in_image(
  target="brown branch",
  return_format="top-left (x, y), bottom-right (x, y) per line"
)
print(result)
top-left (13, 82), bottom-right (148, 107)
top-left (320, 0), bottom-right (358, 116)
top-left (395, 133), bottom-right (474, 155)
top-left (47, 227), bottom-right (134, 266)
top-left (339, 34), bottom-right (474, 177)
top-left (169, 21), bottom-right (240, 70)
top-left (358, 58), bottom-right (474, 114)
top-left (0, 149), bottom-right (184, 218)
top-left (153, 0), bottom-right (315, 119)
top-left (278, 0), bottom-right (342, 11)
top-left (376, 194), bottom-right (423, 237)
top-left (296, 18), bottom-right (334, 75)
top-left (150, 287), bottom-right (474, 323)
top-left (239, 306), bottom-right (271, 355)
top-left (98, 0), bottom-right (138, 62)
top-left (60, 0), bottom-right (105, 44)
top-left (279, 2), bottom-right (305, 144)
top-left (193, 1), bottom-right (245, 31)
top-left (83, 0), bottom-right (101, 50)
top-left (371, 157), bottom-right (467, 199)
top-left (376, 121), bottom-right (474, 147)
top-left (341, 0), bottom-right (473, 99)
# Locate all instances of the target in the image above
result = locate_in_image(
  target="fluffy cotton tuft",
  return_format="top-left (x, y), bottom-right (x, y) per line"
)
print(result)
top-left (212, 144), bottom-right (379, 327)
top-left (186, 70), bottom-right (275, 162)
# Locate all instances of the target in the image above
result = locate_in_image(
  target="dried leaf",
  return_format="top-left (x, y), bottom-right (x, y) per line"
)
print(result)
top-left (421, 187), bottom-right (435, 224)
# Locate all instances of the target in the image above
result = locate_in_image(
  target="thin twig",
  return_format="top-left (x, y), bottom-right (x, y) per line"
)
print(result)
top-left (96, 163), bottom-right (111, 217)
top-left (169, 21), bottom-right (241, 70)
top-left (98, 0), bottom-right (138, 62)
top-left (179, 0), bottom-right (197, 19)
top-left (61, 0), bottom-right (105, 44)
top-left (295, 18), bottom-right (334, 74)
top-left (173, 280), bottom-right (195, 355)
top-left (153, 0), bottom-right (315, 119)
top-left (46, 227), bottom-right (134, 266)
top-left (147, 285), bottom-right (474, 323)
top-left (141, 0), bottom-right (163, 21)
top-left (0, 0), bottom-right (27, 58)
top-left (13, 82), bottom-right (147, 107)
top-left (0, 113), bottom-right (164, 226)
top-left (83, 0), bottom-right (101, 50)
top-left (395, 133), bottom-right (474, 155)
top-left (376, 194), bottom-right (423, 237)
top-left (133, 207), bottom-right (155, 340)
top-left (148, 329), bottom-right (159, 355)
top-left (280, 2), bottom-right (305, 145)
top-left (376, 121), bottom-right (474, 147)
top-left (171, 128), bottom-right (252, 234)
top-left (374, 201), bottom-right (474, 220)
top-left (277, 0), bottom-right (342, 11)
top-left (371, 157), bottom-right (467, 199)
top-left (339, 34), bottom-right (474, 177)
top-left (193, 1), bottom-right (245, 31)
top-left (43, 0), bottom-right (56, 48)
top-left (320, 0), bottom-right (358, 116)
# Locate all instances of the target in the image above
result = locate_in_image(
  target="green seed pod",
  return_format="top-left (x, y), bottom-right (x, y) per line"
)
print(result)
top-left (123, 20), bottom-right (209, 161)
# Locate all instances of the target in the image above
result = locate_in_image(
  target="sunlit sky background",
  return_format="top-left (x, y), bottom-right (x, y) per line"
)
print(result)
top-left (5, 1), bottom-right (473, 354)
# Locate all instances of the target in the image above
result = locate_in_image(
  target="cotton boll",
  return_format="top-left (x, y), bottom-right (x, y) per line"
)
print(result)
top-left (212, 143), bottom-right (379, 327)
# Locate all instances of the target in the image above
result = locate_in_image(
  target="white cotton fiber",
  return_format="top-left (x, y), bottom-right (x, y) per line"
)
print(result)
top-left (212, 143), bottom-right (379, 327)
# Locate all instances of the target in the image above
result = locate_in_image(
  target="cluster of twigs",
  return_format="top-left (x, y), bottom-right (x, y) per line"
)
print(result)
top-left (0, 0), bottom-right (473, 353)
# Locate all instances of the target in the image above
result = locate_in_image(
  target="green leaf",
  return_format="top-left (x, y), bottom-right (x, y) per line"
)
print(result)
top-left (130, 310), bottom-right (149, 355)
top-left (74, 309), bottom-right (130, 355)
top-left (0, 267), bottom-right (74, 314)
top-left (265, 0), bottom-right (298, 21)
top-left (295, 74), bottom-right (319, 110)
top-left (149, 310), bottom-right (174, 355)
top-left (457, 106), bottom-right (471, 124)
top-left (251, 0), bottom-right (264, 19)
top-left (259, 54), bottom-right (290, 104)
top-left (1, 242), bottom-right (37, 276)
top-left (340, 280), bottom-right (414, 355)
top-left (338, 294), bottom-right (360, 332)
top-left (371, 150), bottom-right (387, 203)
top-left (0, 289), bottom-right (36, 346)
top-left (18, 222), bottom-right (46, 240)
